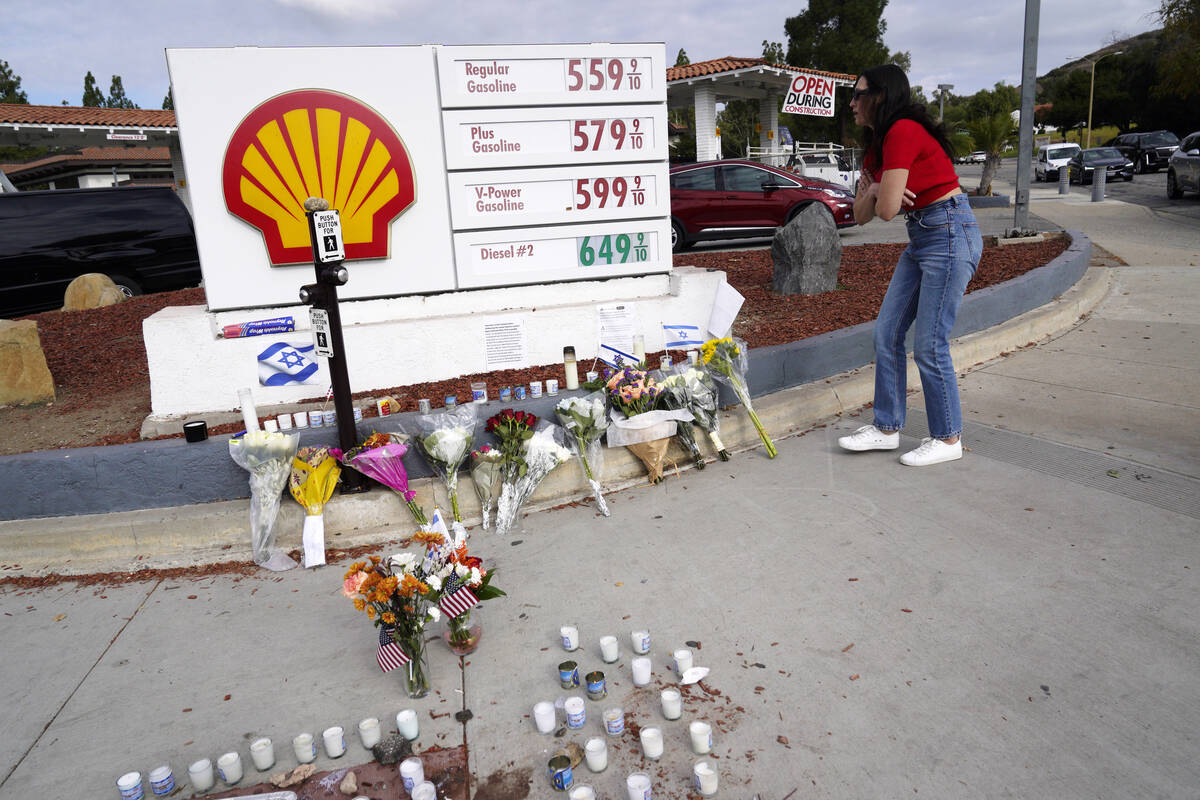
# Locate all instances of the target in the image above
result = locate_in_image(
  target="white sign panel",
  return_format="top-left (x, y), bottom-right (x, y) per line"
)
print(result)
top-left (442, 105), bottom-right (667, 170)
top-left (446, 164), bottom-right (667, 230)
top-left (437, 44), bottom-right (663, 108)
top-left (312, 210), bottom-right (344, 263)
top-left (782, 73), bottom-right (837, 117)
top-left (309, 308), bottom-right (334, 357)
top-left (453, 219), bottom-right (670, 288)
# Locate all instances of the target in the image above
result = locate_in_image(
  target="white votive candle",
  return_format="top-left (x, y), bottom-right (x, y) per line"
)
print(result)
top-left (689, 720), bottom-right (713, 754)
top-left (292, 733), bottom-right (316, 764)
top-left (216, 752), bottom-right (242, 785)
top-left (411, 781), bottom-right (436, 800)
top-left (599, 635), bottom-right (619, 663)
top-left (584, 737), bottom-right (607, 772)
top-left (570, 785), bottom-right (597, 800)
top-left (188, 759), bottom-right (214, 792)
top-left (694, 759), bottom-right (719, 796)
top-left (323, 725), bottom-right (345, 757)
top-left (674, 648), bottom-right (694, 676)
top-left (565, 696), bottom-right (586, 729)
top-left (639, 726), bottom-right (664, 759)
top-left (400, 757), bottom-right (424, 792)
top-left (631, 656), bottom-right (652, 686)
top-left (249, 737), bottom-right (275, 771)
top-left (358, 717), bottom-right (381, 749)
top-left (396, 708), bottom-right (419, 740)
top-left (263, 418), bottom-right (279, 433)
top-left (626, 771), bottom-right (652, 800)
top-left (276, 413), bottom-right (293, 431)
top-left (630, 629), bottom-right (651, 654)
top-left (660, 688), bottom-right (682, 720)
top-left (533, 701), bottom-right (556, 734)
top-left (561, 625), bottom-right (580, 651)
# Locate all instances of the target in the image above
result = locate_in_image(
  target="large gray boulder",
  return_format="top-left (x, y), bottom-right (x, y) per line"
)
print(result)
top-left (771, 204), bottom-right (842, 295)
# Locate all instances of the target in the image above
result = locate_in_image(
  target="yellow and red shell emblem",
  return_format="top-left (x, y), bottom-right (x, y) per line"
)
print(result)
top-left (222, 89), bottom-right (415, 266)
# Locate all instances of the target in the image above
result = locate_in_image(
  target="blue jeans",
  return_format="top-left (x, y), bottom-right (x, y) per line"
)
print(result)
top-left (872, 194), bottom-right (983, 439)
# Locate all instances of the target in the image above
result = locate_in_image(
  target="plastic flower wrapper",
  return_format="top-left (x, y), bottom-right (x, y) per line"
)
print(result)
top-left (469, 445), bottom-right (504, 530)
top-left (603, 362), bottom-right (693, 484)
top-left (555, 392), bottom-right (610, 516)
top-left (229, 430), bottom-right (299, 572)
top-left (495, 423), bottom-right (572, 536)
top-left (289, 446), bottom-right (341, 569)
top-left (653, 369), bottom-right (706, 470)
top-left (701, 336), bottom-right (777, 458)
top-left (339, 432), bottom-right (428, 526)
top-left (412, 404), bottom-right (476, 524)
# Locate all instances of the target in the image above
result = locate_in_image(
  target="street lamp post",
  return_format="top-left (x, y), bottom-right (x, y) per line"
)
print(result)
top-left (937, 83), bottom-right (954, 122)
top-left (1084, 50), bottom-right (1122, 148)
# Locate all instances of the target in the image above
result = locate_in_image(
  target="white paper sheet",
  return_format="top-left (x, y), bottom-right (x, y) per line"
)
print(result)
top-left (302, 514), bottom-right (326, 568)
top-left (483, 316), bottom-right (527, 371)
top-left (707, 281), bottom-right (745, 338)
top-left (597, 303), bottom-right (638, 355)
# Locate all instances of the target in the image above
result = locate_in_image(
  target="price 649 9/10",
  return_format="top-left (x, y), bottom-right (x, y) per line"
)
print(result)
top-left (578, 233), bottom-right (649, 266)
top-left (571, 119), bottom-right (644, 152)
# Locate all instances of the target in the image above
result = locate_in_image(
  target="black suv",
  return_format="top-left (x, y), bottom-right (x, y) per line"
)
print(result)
top-left (1109, 130), bottom-right (1180, 173)
top-left (0, 187), bottom-right (202, 318)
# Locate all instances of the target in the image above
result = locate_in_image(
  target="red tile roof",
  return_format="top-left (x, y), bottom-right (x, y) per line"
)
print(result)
top-left (1, 146), bottom-right (170, 174)
top-left (0, 104), bottom-right (176, 128)
top-left (667, 57), bottom-right (856, 84)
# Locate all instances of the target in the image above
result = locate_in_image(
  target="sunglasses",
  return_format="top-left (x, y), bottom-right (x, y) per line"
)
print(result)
top-left (851, 88), bottom-right (874, 101)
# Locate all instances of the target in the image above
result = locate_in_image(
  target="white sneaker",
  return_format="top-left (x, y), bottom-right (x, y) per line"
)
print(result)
top-left (900, 437), bottom-right (963, 466)
top-left (838, 425), bottom-right (900, 452)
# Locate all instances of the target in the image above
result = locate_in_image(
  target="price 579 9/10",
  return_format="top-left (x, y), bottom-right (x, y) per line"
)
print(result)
top-left (571, 119), bottom-right (645, 152)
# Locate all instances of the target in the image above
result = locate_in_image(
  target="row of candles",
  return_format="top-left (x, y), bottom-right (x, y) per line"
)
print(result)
top-left (542, 626), bottom-right (719, 798)
top-left (114, 709), bottom-right (422, 798)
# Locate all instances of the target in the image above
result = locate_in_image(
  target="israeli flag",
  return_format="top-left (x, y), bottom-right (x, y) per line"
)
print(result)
top-left (662, 323), bottom-right (705, 348)
top-left (257, 341), bottom-right (320, 386)
top-left (597, 344), bottom-right (637, 368)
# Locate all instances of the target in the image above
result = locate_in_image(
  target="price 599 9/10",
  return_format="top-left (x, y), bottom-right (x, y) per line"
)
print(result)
top-left (571, 119), bottom-right (646, 152)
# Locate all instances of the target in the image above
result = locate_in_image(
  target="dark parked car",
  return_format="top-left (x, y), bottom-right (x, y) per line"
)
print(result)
top-left (669, 159), bottom-right (855, 252)
top-left (0, 187), bottom-right (202, 318)
top-left (1109, 130), bottom-right (1180, 173)
top-left (1167, 130), bottom-right (1200, 199)
top-left (1067, 148), bottom-right (1134, 185)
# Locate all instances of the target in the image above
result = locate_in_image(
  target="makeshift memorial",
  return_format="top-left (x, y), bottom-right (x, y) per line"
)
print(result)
top-left (493, 419), bottom-right (572, 536)
top-left (555, 393), bottom-right (611, 516)
top-left (666, 365), bottom-right (730, 461)
top-left (338, 432), bottom-right (428, 526)
top-left (229, 430), bottom-right (299, 571)
top-left (441, 539), bottom-right (504, 655)
top-left (469, 445), bottom-right (504, 530)
top-left (603, 363), bottom-right (692, 484)
top-left (411, 404), bottom-right (476, 524)
top-left (701, 337), bottom-right (777, 458)
top-left (654, 369), bottom-right (706, 470)
top-left (342, 510), bottom-right (504, 695)
top-left (289, 446), bottom-right (341, 568)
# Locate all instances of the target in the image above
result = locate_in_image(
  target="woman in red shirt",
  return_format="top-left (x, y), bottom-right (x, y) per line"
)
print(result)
top-left (838, 64), bottom-right (983, 466)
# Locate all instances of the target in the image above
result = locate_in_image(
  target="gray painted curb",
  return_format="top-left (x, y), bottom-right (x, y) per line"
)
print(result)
top-left (0, 231), bottom-right (1090, 521)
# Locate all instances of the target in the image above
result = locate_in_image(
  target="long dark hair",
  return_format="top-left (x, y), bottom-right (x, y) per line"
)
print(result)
top-left (858, 64), bottom-right (953, 166)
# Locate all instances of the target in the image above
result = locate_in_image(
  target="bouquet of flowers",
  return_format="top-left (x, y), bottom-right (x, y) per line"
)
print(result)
top-left (229, 430), bottom-right (299, 572)
top-left (653, 370), bottom-right (705, 470)
top-left (411, 405), bottom-right (476, 524)
top-left (603, 363), bottom-right (693, 484)
top-left (555, 393), bottom-right (611, 516)
top-left (289, 446), bottom-right (341, 569)
top-left (670, 365), bottom-right (731, 461)
top-left (338, 432), bottom-right (428, 526)
top-left (701, 337), bottom-right (777, 458)
top-left (494, 419), bottom-right (572, 536)
top-left (469, 445), bottom-right (504, 530)
top-left (342, 510), bottom-right (504, 695)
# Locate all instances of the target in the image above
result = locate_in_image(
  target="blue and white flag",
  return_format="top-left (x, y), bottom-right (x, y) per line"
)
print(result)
top-left (662, 323), bottom-right (705, 348)
top-left (597, 343), bottom-right (638, 368)
top-left (257, 341), bottom-right (320, 386)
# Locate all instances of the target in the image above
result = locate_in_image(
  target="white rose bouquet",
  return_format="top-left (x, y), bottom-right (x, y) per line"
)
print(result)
top-left (229, 430), bottom-right (299, 571)
top-left (495, 423), bottom-right (572, 535)
top-left (555, 392), bottom-right (611, 516)
top-left (412, 405), bottom-right (477, 523)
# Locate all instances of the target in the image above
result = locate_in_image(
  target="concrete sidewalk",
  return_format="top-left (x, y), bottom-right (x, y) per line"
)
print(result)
top-left (1, 189), bottom-right (1198, 799)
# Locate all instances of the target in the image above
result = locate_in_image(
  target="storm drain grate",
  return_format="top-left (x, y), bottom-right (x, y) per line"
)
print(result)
top-left (902, 409), bottom-right (1200, 520)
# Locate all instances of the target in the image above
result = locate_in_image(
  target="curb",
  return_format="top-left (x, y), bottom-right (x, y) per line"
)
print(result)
top-left (0, 265), bottom-right (1112, 577)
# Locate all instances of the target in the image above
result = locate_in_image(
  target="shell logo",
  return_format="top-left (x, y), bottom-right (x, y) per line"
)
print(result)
top-left (222, 89), bottom-right (415, 266)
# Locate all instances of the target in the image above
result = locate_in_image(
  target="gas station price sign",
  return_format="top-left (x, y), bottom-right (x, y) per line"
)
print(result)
top-left (438, 44), bottom-right (660, 108)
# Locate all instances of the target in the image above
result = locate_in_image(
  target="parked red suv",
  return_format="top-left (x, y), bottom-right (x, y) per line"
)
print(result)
top-left (669, 159), bottom-right (855, 252)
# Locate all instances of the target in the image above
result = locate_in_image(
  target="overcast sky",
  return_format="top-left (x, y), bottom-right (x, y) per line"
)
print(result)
top-left (5, 0), bottom-right (1164, 108)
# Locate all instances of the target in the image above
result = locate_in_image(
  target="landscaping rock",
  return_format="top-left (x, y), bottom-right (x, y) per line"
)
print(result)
top-left (0, 319), bottom-right (56, 406)
top-left (771, 204), bottom-right (841, 294)
top-left (372, 733), bottom-right (412, 764)
top-left (339, 770), bottom-right (357, 795)
top-left (62, 273), bottom-right (126, 311)
top-left (270, 763), bottom-right (316, 787)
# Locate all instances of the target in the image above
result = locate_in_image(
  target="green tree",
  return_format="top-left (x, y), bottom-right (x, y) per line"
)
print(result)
top-left (106, 75), bottom-right (138, 109)
top-left (1, 59), bottom-right (29, 104)
top-left (162, 87), bottom-right (174, 110)
top-left (669, 48), bottom-right (695, 161)
top-left (716, 100), bottom-right (759, 157)
top-left (82, 71), bottom-right (104, 106)
top-left (762, 40), bottom-right (785, 64)
top-left (1157, 0), bottom-right (1200, 99)
top-left (966, 112), bottom-right (1017, 195)
top-left (674, 48), bottom-right (690, 67)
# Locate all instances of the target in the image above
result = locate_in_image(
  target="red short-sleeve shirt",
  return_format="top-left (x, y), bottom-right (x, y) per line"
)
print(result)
top-left (866, 119), bottom-right (960, 209)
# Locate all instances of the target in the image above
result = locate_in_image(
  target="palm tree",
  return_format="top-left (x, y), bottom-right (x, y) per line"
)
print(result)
top-left (966, 112), bottom-right (1017, 195)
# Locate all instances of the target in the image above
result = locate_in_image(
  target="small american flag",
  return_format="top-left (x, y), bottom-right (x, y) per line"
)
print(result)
top-left (439, 586), bottom-right (479, 619)
top-left (377, 625), bottom-right (411, 673)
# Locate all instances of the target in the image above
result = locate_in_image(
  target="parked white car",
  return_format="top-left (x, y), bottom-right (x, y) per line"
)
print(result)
top-left (1035, 143), bottom-right (1081, 181)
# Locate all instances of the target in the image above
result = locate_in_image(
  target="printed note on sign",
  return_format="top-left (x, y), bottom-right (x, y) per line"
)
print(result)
top-left (597, 303), bottom-right (638, 355)
top-left (483, 317), bottom-right (527, 370)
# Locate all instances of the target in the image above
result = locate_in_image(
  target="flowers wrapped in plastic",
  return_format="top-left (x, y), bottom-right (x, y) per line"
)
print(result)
top-left (469, 445), bottom-right (504, 530)
top-left (555, 393), bottom-right (611, 516)
top-left (701, 336), bottom-right (777, 458)
top-left (229, 430), bottom-right (299, 571)
top-left (603, 363), bottom-right (693, 484)
top-left (669, 365), bottom-right (731, 461)
top-left (339, 432), bottom-right (428, 526)
top-left (494, 420), bottom-right (572, 536)
top-left (289, 446), bottom-right (341, 568)
top-left (411, 405), bottom-right (476, 524)
top-left (653, 370), bottom-right (706, 470)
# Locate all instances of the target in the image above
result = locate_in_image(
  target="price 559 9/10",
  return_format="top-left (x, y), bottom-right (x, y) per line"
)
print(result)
top-left (572, 119), bottom-right (645, 152)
